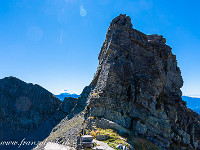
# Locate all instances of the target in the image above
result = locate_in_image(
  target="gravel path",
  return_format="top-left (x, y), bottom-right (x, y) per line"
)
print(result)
top-left (33, 112), bottom-right (85, 150)
top-left (44, 142), bottom-right (75, 150)
top-left (93, 139), bottom-right (115, 150)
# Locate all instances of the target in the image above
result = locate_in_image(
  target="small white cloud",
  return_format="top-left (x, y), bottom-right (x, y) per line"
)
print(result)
top-left (80, 5), bottom-right (87, 17)
top-left (59, 89), bottom-right (79, 95)
top-left (187, 94), bottom-right (200, 98)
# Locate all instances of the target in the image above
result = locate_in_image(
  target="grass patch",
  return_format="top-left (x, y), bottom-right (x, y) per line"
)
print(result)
top-left (86, 127), bottom-right (160, 150)
top-left (87, 128), bottom-right (130, 150)
top-left (92, 93), bottom-right (98, 96)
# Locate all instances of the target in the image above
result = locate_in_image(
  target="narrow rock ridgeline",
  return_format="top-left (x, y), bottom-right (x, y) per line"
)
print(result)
top-left (86, 14), bottom-right (200, 149)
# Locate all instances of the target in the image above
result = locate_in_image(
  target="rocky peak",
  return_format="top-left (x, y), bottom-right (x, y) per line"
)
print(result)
top-left (110, 14), bottom-right (133, 28)
top-left (0, 77), bottom-right (61, 140)
top-left (86, 14), bottom-right (200, 149)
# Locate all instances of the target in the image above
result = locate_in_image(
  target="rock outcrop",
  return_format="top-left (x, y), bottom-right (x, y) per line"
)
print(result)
top-left (86, 14), bottom-right (200, 149)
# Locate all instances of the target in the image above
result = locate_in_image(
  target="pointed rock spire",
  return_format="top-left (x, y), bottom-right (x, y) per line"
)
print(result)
top-left (110, 14), bottom-right (133, 28)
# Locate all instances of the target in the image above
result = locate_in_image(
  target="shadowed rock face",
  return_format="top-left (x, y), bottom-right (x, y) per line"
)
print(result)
top-left (0, 76), bottom-right (62, 149)
top-left (86, 14), bottom-right (200, 149)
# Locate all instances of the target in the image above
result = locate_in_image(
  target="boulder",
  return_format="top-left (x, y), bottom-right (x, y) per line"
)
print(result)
top-left (96, 134), bottom-right (109, 141)
top-left (81, 135), bottom-right (94, 142)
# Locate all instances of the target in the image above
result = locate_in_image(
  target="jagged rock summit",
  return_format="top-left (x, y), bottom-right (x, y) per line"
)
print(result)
top-left (85, 14), bottom-right (200, 149)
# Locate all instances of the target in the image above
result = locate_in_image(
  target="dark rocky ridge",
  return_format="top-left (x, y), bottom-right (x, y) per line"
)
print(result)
top-left (0, 77), bottom-right (67, 150)
top-left (86, 14), bottom-right (200, 149)
top-left (0, 77), bottom-right (61, 133)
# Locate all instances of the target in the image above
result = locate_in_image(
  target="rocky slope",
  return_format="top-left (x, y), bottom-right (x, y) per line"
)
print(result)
top-left (33, 85), bottom-right (91, 150)
top-left (33, 112), bottom-right (85, 150)
top-left (85, 14), bottom-right (200, 149)
top-left (0, 77), bottom-right (65, 150)
top-left (0, 76), bottom-right (62, 132)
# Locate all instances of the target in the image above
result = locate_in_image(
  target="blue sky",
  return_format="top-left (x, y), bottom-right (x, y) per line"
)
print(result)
top-left (0, 0), bottom-right (200, 97)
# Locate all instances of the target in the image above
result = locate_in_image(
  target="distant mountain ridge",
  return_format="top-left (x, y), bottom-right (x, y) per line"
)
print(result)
top-left (182, 96), bottom-right (200, 114)
top-left (55, 93), bottom-right (80, 100)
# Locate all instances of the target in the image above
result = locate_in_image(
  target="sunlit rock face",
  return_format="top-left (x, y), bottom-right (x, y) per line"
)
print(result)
top-left (0, 77), bottom-right (61, 140)
top-left (86, 14), bottom-right (200, 149)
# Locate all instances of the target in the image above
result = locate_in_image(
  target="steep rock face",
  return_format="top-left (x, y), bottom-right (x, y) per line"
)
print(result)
top-left (86, 14), bottom-right (200, 149)
top-left (0, 76), bottom-right (61, 141)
